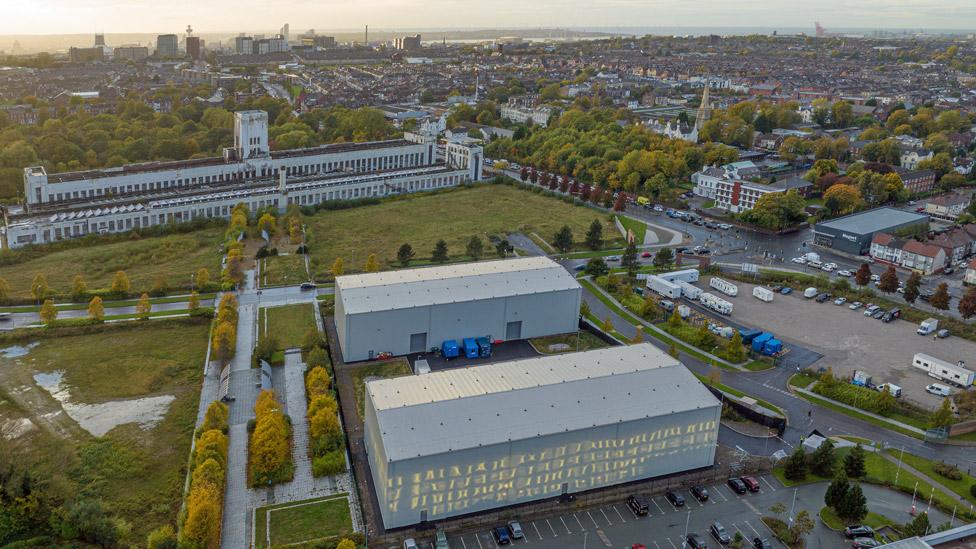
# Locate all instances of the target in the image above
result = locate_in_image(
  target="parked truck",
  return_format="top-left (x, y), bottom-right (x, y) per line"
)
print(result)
top-left (700, 292), bottom-right (733, 315)
top-left (646, 275), bottom-right (682, 299)
top-left (675, 280), bottom-right (702, 300)
top-left (917, 318), bottom-right (939, 336)
top-left (913, 353), bottom-right (975, 387)
top-left (753, 286), bottom-right (774, 302)
top-left (709, 277), bottom-right (738, 297)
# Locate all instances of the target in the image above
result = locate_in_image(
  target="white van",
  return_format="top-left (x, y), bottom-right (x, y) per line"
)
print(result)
top-left (876, 383), bottom-right (902, 398)
top-left (925, 383), bottom-right (951, 397)
top-left (803, 287), bottom-right (819, 299)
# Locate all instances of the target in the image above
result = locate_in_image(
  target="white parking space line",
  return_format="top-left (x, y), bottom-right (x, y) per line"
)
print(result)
top-left (732, 523), bottom-right (747, 540)
top-left (599, 507), bottom-right (613, 526)
top-left (666, 537), bottom-right (678, 549)
top-left (653, 542), bottom-right (662, 549)
top-left (544, 519), bottom-right (556, 537)
top-left (745, 520), bottom-right (762, 538)
top-left (559, 516), bottom-right (572, 535)
top-left (651, 498), bottom-right (666, 515)
top-left (532, 522), bottom-right (543, 541)
top-left (663, 496), bottom-right (678, 511)
top-left (613, 504), bottom-right (627, 523)
top-left (492, 532), bottom-right (499, 548)
top-left (693, 495), bottom-right (705, 507)
top-left (573, 513), bottom-right (586, 531)
top-left (712, 484), bottom-right (732, 501)
top-left (476, 533), bottom-right (484, 549)
top-left (460, 535), bottom-right (468, 549)
top-left (586, 510), bottom-right (600, 529)
top-left (520, 534), bottom-right (528, 545)
top-left (761, 476), bottom-right (777, 491)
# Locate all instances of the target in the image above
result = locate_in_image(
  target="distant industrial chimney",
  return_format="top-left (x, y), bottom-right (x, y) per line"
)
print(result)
top-left (365, 25), bottom-right (368, 46)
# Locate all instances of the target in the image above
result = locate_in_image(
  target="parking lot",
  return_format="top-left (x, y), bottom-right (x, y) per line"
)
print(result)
top-left (436, 475), bottom-right (951, 549)
top-left (701, 276), bottom-right (976, 408)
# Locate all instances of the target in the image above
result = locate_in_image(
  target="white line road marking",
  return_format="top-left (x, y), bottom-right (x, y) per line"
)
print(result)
top-left (532, 522), bottom-right (543, 541)
top-left (653, 542), bottom-right (662, 549)
top-left (732, 523), bottom-right (747, 540)
top-left (476, 533), bottom-right (484, 549)
top-left (651, 498), bottom-right (666, 515)
top-left (694, 494), bottom-right (705, 507)
top-left (613, 505), bottom-right (627, 523)
top-left (664, 496), bottom-right (678, 511)
top-left (559, 516), bottom-right (572, 535)
top-left (586, 510), bottom-right (599, 529)
top-left (667, 537), bottom-right (678, 549)
top-left (745, 520), bottom-right (763, 538)
top-left (521, 533), bottom-right (528, 545)
top-left (599, 507), bottom-right (613, 526)
top-left (460, 535), bottom-right (468, 549)
top-left (760, 476), bottom-right (777, 491)
top-left (573, 513), bottom-right (586, 531)
top-left (544, 519), bottom-right (557, 537)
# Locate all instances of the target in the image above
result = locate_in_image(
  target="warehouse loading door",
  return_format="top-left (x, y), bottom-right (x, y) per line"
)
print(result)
top-left (506, 321), bottom-right (522, 340)
top-left (409, 332), bottom-right (427, 353)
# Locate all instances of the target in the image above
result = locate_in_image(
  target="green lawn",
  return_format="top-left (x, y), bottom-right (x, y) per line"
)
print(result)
top-left (0, 293), bottom-right (216, 313)
top-left (304, 185), bottom-right (623, 278)
top-left (695, 374), bottom-right (783, 415)
top-left (616, 215), bottom-right (647, 244)
top-left (886, 449), bottom-right (976, 506)
top-left (262, 304), bottom-right (317, 350)
top-left (530, 331), bottom-right (609, 354)
top-left (0, 319), bottom-right (209, 544)
top-left (261, 254), bottom-right (309, 287)
top-left (744, 358), bottom-right (775, 371)
top-left (349, 359), bottom-right (412, 419)
top-left (0, 226), bottom-right (224, 299)
top-left (788, 372), bottom-right (819, 389)
top-left (795, 391), bottom-right (924, 440)
top-left (819, 506), bottom-right (894, 530)
top-left (254, 494), bottom-right (354, 549)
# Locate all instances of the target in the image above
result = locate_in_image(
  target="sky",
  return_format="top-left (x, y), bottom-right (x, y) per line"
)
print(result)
top-left (1, 0), bottom-right (974, 35)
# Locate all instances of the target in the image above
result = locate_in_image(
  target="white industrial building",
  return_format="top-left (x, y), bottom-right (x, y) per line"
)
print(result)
top-left (3, 110), bottom-right (483, 248)
top-left (334, 256), bottom-right (581, 362)
top-left (363, 343), bottom-right (722, 528)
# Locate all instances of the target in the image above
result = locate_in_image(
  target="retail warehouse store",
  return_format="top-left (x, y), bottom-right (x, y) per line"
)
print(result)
top-left (813, 207), bottom-right (929, 255)
top-left (363, 343), bottom-right (722, 528)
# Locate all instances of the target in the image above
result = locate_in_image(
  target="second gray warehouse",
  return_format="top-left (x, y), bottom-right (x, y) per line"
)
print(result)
top-left (333, 256), bottom-right (582, 362)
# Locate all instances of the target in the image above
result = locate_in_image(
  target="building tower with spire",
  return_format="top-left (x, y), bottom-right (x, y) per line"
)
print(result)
top-left (694, 83), bottom-right (712, 134)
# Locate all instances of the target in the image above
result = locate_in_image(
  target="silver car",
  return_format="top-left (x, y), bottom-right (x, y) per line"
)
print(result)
top-left (508, 521), bottom-right (524, 540)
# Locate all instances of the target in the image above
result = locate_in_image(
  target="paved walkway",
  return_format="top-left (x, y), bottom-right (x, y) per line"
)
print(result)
top-left (794, 385), bottom-right (925, 435)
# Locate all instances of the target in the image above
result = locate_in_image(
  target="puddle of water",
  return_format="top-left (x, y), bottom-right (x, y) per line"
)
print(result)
top-left (0, 342), bottom-right (38, 358)
top-left (32, 370), bottom-right (175, 437)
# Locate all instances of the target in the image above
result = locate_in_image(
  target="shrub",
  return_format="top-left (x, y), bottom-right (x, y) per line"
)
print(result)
top-left (934, 462), bottom-right (963, 481)
top-left (312, 450), bottom-right (346, 477)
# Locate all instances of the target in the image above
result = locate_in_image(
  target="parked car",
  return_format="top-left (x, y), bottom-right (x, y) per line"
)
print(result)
top-left (665, 490), bottom-right (685, 507)
top-left (633, 545), bottom-right (648, 549)
top-left (770, 284), bottom-right (784, 292)
top-left (627, 495), bottom-right (650, 516)
top-left (492, 527), bottom-right (511, 545)
top-left (837, 270), bottom-right (853, 277)
top-left (852, 538), bottom-right (882, 548)
top-left (404, 539), bottom-right (419, 549)
top-left (740, 476), bottom-right (761, 492)
top-left (816, 293), bottom-right (830, 303)
top-left (654, 205), bottom-right (665, 212)
top-left (573, 264), bottom-right (586, 271)
top-left (849, 301), bottom-right (863, 310)
top-left (844, 525), bottom-right (875, 539)
top-left (863, 305), bottom-right (879, 316)
top-left (926, 383), bottom-right (952, 397)
top-left (606, 255), bottom-right (621, 262)
top-left (834, 297), bottom-right (847, 305)
top-left (753, 538), bottom-right (772, 549)
top-left (792, 257), bottom-right (807, 264)
top-left (508, 521), bottom-right (524, 540)
top-left (300, 282), bottom-right (317, 290)
top-left (434, 530), bottom-right (450, 549)
top-left (691, 485), bottom-right (710, 502)
top-left (780, 287), bottom-right (793, 295)
top-left (870, 274), bottom-right (881, 282)
top-left (719, 223), bottom-right (732, 230)
top-left (687, 533), bottom-right (708, 549)
top-left (937, 329), bottom-right (951, 338)
top-left (727, 478), bottom-right (747, 494)
top-left (872, 309), bottom-right (885, 319)
top-left (710, 522), bottom-right (732, 545)
top-left (641, 251), bottom-right (652, 258)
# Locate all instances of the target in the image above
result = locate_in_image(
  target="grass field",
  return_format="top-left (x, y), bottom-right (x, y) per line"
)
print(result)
top-left (530, 331), bottom-right (609, 354)
top-left (886, 449), bottom-right (976, 506)
top-left (304, 185), bottom-right (622, 278)
top-left (254, 494), bottom-right (354, 549)
top-left (0, 227), bottom-right (224, 299)
top-left (262, 304), bottom-right (317, 350)
top-left (0, 319), bottom-right (209, 544)
top-left (788, 371), bottom-right (819, 389)
top-left (819, 506), bottom-right (894, 530)
top-left (262, 254), bottom-right (309, 287)
top-left (616, 215), bottom-right (647, 244)
top-left (349, 359), bottom-right (412, 419)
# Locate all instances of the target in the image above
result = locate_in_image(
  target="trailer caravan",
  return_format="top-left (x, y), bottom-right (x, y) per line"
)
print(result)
top-left (659, 269), bottom-right (700, 284)
top-left (709, 277), bottom-right (738, 297)
top-left (912, 353), bottom-right (975, 387)
top-left (700, 292), bottom-right (733, 315)
top-left (646, 275), bottom-right (682, 299)
top-left (675, 280), bottom-right (702, 300)
top-left (753, 287), bottom-right (774, 302)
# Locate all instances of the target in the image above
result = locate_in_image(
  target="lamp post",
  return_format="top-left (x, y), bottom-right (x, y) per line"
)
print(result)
top-left (894, 446), bottom-right (904, 485)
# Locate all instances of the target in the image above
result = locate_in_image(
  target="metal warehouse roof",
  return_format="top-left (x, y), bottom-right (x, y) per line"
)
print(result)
top-left (336, 256), bottom-right (579, 315)
top-left (366, 343), bottom-right (720, 462)
top-left (815, 207), bottom-right (928, 236)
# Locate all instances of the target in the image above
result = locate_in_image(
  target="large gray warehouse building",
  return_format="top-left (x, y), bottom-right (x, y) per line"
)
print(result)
top-left (363, 343), bottom-right (722, 528)
top-left (334, 256), bottom-right (581, 362)
top-left (813, 207), bottom-right (929, 255)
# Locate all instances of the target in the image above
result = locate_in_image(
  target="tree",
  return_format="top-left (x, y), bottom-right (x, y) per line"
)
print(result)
top-left (844, 444), bottom-right (866, 478)
top-left (397, 243), bottom-right (415, 266)
top-left (585, 219), bottom-right (603, 250)
top-left (744, 190), bottom-right (806, 230)
top-left (257, 212), bottom-right (276, 235)
top-left (584, 258), bottom-right (609, 277)
top-left (202, 400), bottom-right (229, 432)
top-left (212, 321), bottom-right (237, 364)
top-left (903, 272), bottom-right (922, 304)
top-left (432, 240), bottom-right (449, 263)
top-left (788, 510), bottom-right (815, 545)
top-left (466, 236), bottom-right (484, 260)
top-left (0, 277), bottom-right (8, 301)
top-left (196, 267), bottom-right (211, 288)
top-left (330, 257), bottom-right (345, 277)
top-left (110, 270), bottom-right (130, 296)
top-left (364, 253), bottom-right (380, 273)
top-left (495, 239), bottom-right (511, 258)
top-left (337, 539), bottom-right (357, 549)
top-left (182, 482), bottom-right (222, 548)
top-left (707, 362), bottom-right (722, 385)
top-left (824, 470), bottom-right (850, 510)
top-left (810, 439), bottom-right (835, 477)
top-left (855, 263), bottom-right (871, 286)
top-left (667, 341), bottom-right (679, 358)
top-left (930, 398), bottom-right (954, 429)
top-left (726, 330), bottom-right (746, 363)
top-left (136, 293), bottom-right (151, 319)
top-left (601, 316), bottom-right (614, 333)
top-left (307, 347), bottom-right (330, 370)
top-left (838, 483), bottom-right (868, 523)
top-left (931, 282), bottom-right (950, 310)
top-left (878, 266), bottom-right (898, 294)
top-left (654, 247), bottom-right (674, 269)
top-left (553, 225), bottom-right (574, 253)
top-left (783, 446), bottom-right (807, 480)
top-left (31, 273), bottom-right (49, 302)
top-left (71, 274), bottom-right (87, 300)
top-left (40, 299), bottom-right (58, 323)
top-left (959, 286), bottom-right (976, 319)
top-left (189, 291), bottom-right (200, 311)
top-left (823, 184), bottom-right (863, 216)
top-left (305, 367), bottom-right (332, 398)
top-left (87, 296), bottom-right (104, 322)
top-left (519, 166), bottom-right (528, 181)
top-left (904, 512), bottom-right (931, 537)
top-left (621, 240), bottom-right (639, 279)
top-left (146, 524), bottom-right (178, 549)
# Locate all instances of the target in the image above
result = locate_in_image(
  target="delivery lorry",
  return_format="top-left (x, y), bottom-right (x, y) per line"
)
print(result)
top-left (751, 332), bottom-right (773, 353)
top-left (917, 318), bottom-right (939, 336)
top-left (753, 287), bottom-right (774, 302)
top-left (709, 277), bottom-right (738, 297)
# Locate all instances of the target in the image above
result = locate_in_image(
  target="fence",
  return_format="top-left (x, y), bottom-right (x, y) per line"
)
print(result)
top-left (706, 385), bottom-right (787, 436)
